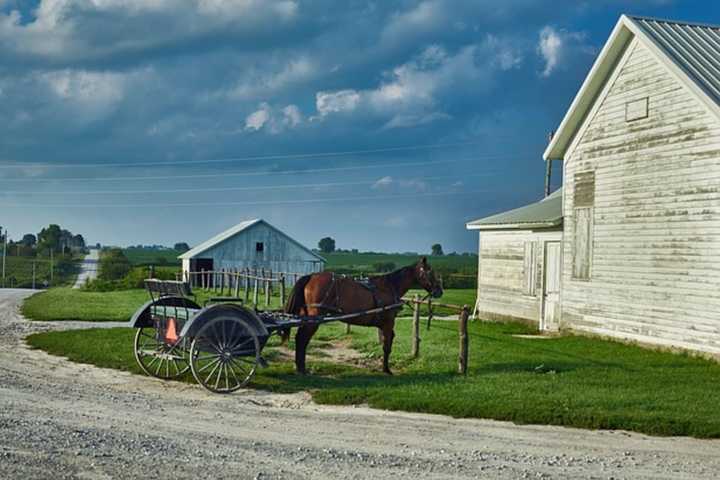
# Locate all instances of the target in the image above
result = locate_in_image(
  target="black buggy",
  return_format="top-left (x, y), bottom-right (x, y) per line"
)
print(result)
top-left (129, 279), bottom-right (403, 393)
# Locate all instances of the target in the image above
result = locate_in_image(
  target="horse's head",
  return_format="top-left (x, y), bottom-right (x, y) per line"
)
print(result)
top-left (415, 257), bottom-right (443, 299)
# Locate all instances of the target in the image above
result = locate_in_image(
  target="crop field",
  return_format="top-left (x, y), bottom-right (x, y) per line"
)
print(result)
top-left (1, 256), bottom-right (79, 288)
top-left (323, 252), bottom-right (477, 274)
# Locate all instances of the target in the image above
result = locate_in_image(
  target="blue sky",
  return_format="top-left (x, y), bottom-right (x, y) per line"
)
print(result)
top-left (1, 0), bottom-right (719, 253)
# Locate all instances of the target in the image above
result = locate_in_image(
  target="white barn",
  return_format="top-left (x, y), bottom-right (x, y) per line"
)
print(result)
top-left (179, 219), bottom-right (325, 281)
top-left (469, 15), bottom-right (720, 356)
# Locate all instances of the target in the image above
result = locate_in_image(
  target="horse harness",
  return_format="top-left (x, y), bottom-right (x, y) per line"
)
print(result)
top-left (306, 273), bottom-right (401, 324)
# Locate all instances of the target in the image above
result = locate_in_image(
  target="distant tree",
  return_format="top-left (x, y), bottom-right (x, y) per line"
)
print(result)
top-left (174, 242), bottom-right (190, 253)
top-left (72, 234), bottom-right (86, 249)
top-left (318, 237), bottom-right (336, 253)
top-left (38, 224), bottom-right (62, 253)
top-left (431, 243), bottom-right (444, 256)
top-left (21, 234), bottom-right (37, 247)
top-left (351, 248), bottom-right (359, 254)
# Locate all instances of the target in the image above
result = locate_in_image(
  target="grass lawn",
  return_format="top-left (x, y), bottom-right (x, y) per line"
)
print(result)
top-left (21, 286), bottom-right (289, 322)
top-left (22, 288), bottom-right (149, 322)
top-left (26, 318), bottom-right (720, 438)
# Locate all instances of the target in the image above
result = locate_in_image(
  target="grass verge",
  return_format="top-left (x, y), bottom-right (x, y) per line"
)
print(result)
top-left (26, 318), bottom-right (720, 438)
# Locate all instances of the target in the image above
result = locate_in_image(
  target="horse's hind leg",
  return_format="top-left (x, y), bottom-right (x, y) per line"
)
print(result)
top-left (295, 323), bottom-right (319, 375)
top-left (380, 319), bottom-right (396, 375)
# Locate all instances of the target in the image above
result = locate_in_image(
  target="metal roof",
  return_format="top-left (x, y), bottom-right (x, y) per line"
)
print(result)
top-left (631, 16), bottom-right (720, 104)
top-left (466, 188), bottom-right (563, 231)
top-left (545, 15), bottom-right (720, 160)
top-left (178, 219), bottom-right (325, 262)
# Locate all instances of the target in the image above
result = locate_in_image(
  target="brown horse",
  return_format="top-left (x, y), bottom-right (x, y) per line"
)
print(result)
top-left (284, 258), bottom-right (443, 375)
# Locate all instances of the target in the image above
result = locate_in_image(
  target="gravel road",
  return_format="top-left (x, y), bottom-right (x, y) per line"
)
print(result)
top-left (73, 249), bottom-right (99, 289)
top-left (1, 289), bottom-right (720, 479)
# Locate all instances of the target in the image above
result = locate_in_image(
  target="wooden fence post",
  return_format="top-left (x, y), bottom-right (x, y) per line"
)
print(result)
top-left (253, 277), bottom-right (259, 306)
top-left (220, 269), bottom-right (225, 295)
top-left (412, 294), bottom-right (421, 358)
top-left (265, 279), bottom-right (270, 307)
top-left (268, 269), bottom-right (273, 296)
top-left (426, 299), bottom-right (433, 330)
top-left (279, 274), bottom-right (286, 306)
top-left (201, 269), bottom-right (206, 289)
top-left (458, 305), bottom-right (469, 375)
top-left (244, 269), bottom-right (250, 301)
top-left (235, 271), bottom-right (241, 297)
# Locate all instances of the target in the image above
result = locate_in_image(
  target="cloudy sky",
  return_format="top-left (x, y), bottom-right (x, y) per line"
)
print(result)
top-left (1, 0), bottom-right (718, 253)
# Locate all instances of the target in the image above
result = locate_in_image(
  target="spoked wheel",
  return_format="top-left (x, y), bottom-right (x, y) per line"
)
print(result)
top-left (189, 316), bottom-right (260, 394)
top-left (134, 327), bottom-right (190, 379)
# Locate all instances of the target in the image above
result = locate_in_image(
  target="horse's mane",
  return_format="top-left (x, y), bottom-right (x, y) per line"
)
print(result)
top-left (370, 264), bottom-right (415, 289)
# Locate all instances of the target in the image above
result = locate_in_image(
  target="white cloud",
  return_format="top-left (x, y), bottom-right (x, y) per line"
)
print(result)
top-left (226, 57), bottom-right (315, 101)
top-left (245, 102), bottom-right (303, 133)
top-left (245, 103), bottom-right (271, 131)
top-left (282, 104), bottom-right (302, 127)
top-left (537, 26), bottom-right (590, 77)
top-left (315, 41), bottom-right (508, 128)
top-left (316, 89), bottom-right (361, 116)
top-left (399, 178), bottom-right (428, 192)
top-left (372, 176), bottom-right (394, 189)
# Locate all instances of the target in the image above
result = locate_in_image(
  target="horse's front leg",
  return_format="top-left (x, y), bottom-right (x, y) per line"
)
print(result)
top-left (380, 318), bottom-right (396, 375)
top-left (295, 323), bottom-right (319, 375)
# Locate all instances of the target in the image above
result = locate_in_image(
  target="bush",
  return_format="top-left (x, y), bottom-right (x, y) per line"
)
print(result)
top-left (98, 248), bottom-right (131, 281)
top-left (85, 266), bottom-right (177, 291)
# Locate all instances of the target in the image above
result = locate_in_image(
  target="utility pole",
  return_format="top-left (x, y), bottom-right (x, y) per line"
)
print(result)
top-left (2, 230), bottom-right (7, 288)
top-left (32, 261), bottom-right (36, 290)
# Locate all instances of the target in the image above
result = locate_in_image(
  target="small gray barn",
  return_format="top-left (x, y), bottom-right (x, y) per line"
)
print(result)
top-left (179, 219), bottom-right (324, 280)
top-left (469, 14), bottom-right (720, 357)
top-left (466, 189), bottom-right (563, 330)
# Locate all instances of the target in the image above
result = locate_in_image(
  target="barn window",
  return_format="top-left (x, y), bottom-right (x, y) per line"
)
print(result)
top-left (523, 241), bottom-right (538, 296)
top-left (573, 208), bottom-right (593, 280)
top-left (625, 97), bottom-right (649, 122)
top-left (573, 171), bottom-right (595, 280)
top-left (256, 242), bottom-right (264, 253)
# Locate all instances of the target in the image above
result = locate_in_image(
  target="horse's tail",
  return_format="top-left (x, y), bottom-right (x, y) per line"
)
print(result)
top-left (284, 274), bottom-right (313, 314)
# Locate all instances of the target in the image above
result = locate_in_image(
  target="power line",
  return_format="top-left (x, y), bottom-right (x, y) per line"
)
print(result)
top-left (0, 189), bottom-right (487, 209)
top-left (0, 155), bottom-right (510, 183)
top-left (0, 141), bottom-right (485, 169)
top-left (0, 172), bottom-right (494, 195)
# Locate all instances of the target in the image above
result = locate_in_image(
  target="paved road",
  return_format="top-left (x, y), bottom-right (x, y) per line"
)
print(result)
top-left (1, 289), bottom-right (719, 479)
top-left (73, 249), bottom-right (99, 289)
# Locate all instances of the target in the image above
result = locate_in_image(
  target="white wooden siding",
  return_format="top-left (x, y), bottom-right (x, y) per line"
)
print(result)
top-left (562, 38), bottom-right (720, 354)
top-left (476, 230), bottom-right (561, 324)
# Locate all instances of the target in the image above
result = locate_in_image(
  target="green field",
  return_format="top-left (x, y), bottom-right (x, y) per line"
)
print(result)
top-left (323, 252), bottom-right (476, 273)
top-left (26, 318), bottom-right (720, 438)
top-left (2, 255), bottom-right (79, 288)
top-left (123, 248), bottom-right (183, 266)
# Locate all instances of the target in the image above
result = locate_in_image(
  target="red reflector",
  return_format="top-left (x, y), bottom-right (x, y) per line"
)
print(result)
top-left (165, 318), bottom-right (179, 343)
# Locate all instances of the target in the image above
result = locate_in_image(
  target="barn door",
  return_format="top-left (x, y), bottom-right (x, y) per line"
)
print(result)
top-left (541, 242), bottom-right (562, 331)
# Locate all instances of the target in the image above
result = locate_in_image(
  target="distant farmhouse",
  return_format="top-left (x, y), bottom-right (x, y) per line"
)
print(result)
top-left (179, 219), bottom-right (325, 281)
top-left (468, 15), bottom-right (720, 355)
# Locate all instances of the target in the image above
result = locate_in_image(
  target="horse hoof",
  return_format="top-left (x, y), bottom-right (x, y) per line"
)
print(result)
top-left (296, 369), bottom-right (308, 376)
top-left (383, 369), bottom-right (393, 376)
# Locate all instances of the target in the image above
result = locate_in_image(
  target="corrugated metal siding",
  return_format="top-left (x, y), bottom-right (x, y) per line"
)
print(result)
top-left (633, 17), bottom-right (720, 104)
top-left (563, 39), bottom-right (720, 354)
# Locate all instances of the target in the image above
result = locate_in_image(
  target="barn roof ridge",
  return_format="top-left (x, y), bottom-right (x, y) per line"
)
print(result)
top-left (465, 188), bottom-right (563, 231)
top-left (544, 14), bottom-right (720, 160)
top-left (178, 219), bottom-right (325, 262)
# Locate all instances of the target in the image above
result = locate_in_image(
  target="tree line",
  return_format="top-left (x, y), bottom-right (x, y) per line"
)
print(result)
top-left (0, 224), bottom-right (86, 258)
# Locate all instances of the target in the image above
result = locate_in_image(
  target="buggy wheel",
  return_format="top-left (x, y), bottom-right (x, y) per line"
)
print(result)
top-left (189, 316), bottom-right (260, 394)
top-left (133, 327), bottom-right (190, 379)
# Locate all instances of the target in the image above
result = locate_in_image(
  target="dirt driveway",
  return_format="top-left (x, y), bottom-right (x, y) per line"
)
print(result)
top-left (1, 289), bottom-right (719, 479)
